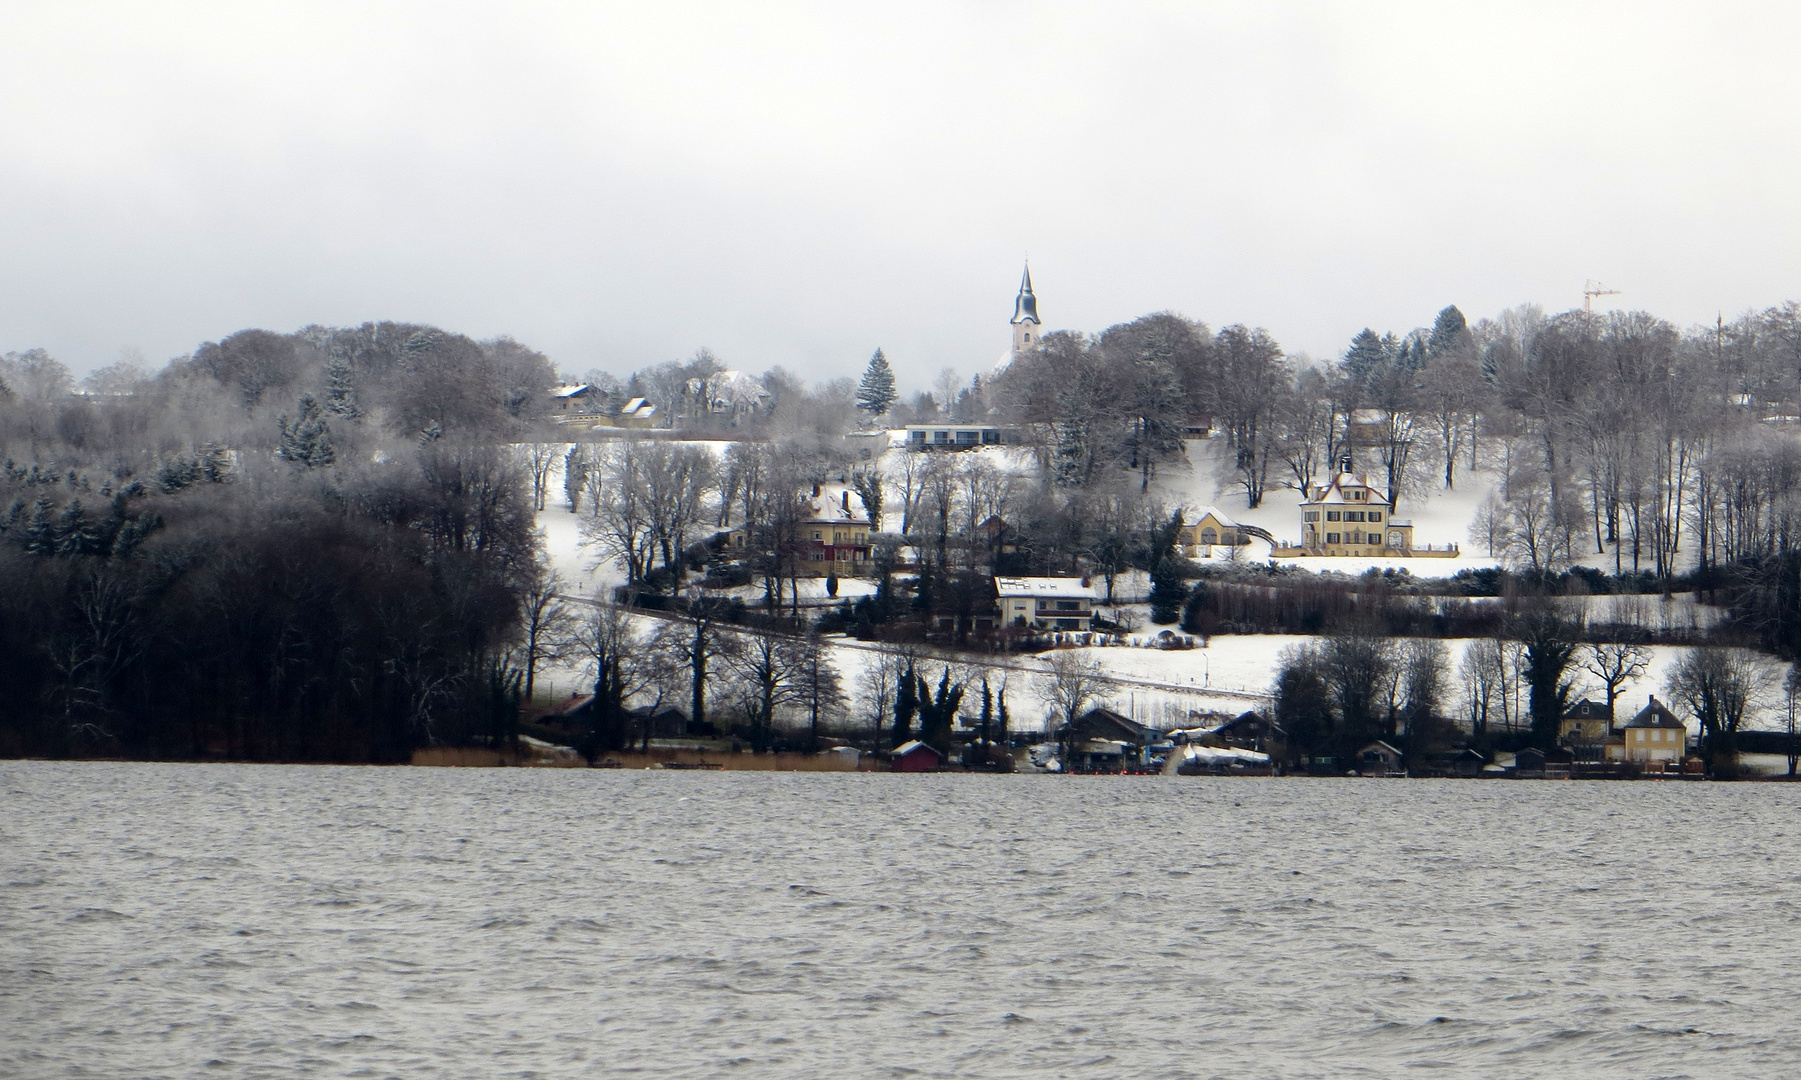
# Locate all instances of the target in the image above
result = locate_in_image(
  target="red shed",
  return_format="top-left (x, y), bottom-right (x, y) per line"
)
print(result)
top-left (891, 740), bottom-right (943, 772)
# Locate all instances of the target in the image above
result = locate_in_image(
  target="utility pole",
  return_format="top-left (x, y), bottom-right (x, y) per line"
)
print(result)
top-left (1583, 280), bottom-right (1622, 315)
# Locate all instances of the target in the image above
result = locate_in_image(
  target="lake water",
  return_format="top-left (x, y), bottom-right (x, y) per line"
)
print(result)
top-left (5, 763), bottom-right (1801, 1079)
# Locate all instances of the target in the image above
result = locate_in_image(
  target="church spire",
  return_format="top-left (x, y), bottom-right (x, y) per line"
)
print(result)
top-left (1011, 263), bottom-right (1039, 326)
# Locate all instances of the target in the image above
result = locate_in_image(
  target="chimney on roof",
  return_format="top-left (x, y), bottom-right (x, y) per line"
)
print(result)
top-left (1081, 575), bottom-right (1091, 587)
top-left (842, 490), bottom-right (850, 512)
top-left (812, 483), bottom-right (821, 498)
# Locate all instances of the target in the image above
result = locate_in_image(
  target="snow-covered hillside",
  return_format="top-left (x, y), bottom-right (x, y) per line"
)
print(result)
top-left (1150, 436), bottom-right (1502, 575)
top-left (524, 438), bottom-right (1780, 747)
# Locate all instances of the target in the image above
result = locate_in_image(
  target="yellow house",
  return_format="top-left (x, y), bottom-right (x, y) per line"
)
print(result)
top-left (800, 486), bottom-right (871, 575)
top-left (1608, 696), bottom-right (1687, 765)
top-left (1558, 698), bottom-right (1612, 743)
top-left (1177, 506), bottom-right (1248, 556)
top-left (1297, 468), bottom-right (1411, 556)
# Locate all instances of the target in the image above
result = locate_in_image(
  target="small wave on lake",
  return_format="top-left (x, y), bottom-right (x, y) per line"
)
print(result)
top-left (4, 762), bottom-right (1799, 1078)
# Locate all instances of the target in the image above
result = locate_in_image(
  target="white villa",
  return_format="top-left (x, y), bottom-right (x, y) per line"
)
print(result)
top-left (994, 577), bottom-right (1096, 631)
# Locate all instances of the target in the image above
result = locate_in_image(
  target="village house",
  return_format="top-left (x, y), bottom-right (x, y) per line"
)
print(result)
top-left (613, 397), bottom-right (660, 428)
top-left (1559, 698), bottom-right (1622, 761)
top-left (891, 739), bottom-right (943, 772)
top-left (547, 384), bottom-right (609, 421)
top-left (1198, 710), bottom-right (1290, 764)
top-left (905, 423), bottom-right (1017, 450)
top-left (1176, 506), bottom-right (1250, 555)
top-left (800, 485), bottom-right (871, 575)
top-left (1515, 745), bottom-right (1576, 779)
top-left (1063, 708), bottom-right (1156, 772)
top-left (994, 576), bottom-right (1096, 631)
top-left (1345, 408), bottom-right (1397, 449)
top-left (1610, 696), bottom-right (1688, 765)
top-left (979, 515), bottom-right (1019, 554)
top-left (1355, 740), bottom-right (1405, 776)
top-left (688, 369), bottom-right (770, 424)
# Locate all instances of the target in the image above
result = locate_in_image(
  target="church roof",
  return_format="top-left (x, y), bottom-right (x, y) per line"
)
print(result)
top-left (1011, 263), bottom-right (1039, 325)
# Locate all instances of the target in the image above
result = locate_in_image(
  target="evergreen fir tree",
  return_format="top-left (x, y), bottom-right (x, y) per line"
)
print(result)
top-left (55, 500), bottom-right (99, 557)
top-left (276, 396), bottom-right (335, 468)
top-left (1180, 579), bottom-right (1211, 634)
top-left (1147, 510), bottom-right (1187, 624)
top-left (855, 349), bottom-right (898, 416)
top-left (850, 470), bottom-right (883, 531)
top-left (111, 512), bottom-right (163, 558)
top-left (1425, 304), bottom-right (1471, 359)
top-left (916, 668), bottom-right (965, 755)
top-left (23, 498), bottom-right (55, 555)
top-left (198, 443), bottom-right (231, 482)
top-left (996, 687), bottom-right (1009, 753)
top-left (156, 456), bottom-right (198, 493)
top-left (892, 661), bottom-right (918, 748)
top-left (563, 445), bottom-right (586, 513)
top-left (322, 350), bottom-right (360, 419)
top-left (975, 679), bottom-right (994, 766)
top-left (1149, 557), bottom-right (1188, 625)
top-left (1343, 328), bottom-right (1387, 386)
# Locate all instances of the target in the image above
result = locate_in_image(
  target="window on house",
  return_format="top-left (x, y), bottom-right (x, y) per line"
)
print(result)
top-left (1304, 511), bottom-right (1319, 522)
top-left (814, 532), bottom-right (822, 540)
top-left (1326, 511), bottom-right (1341, 521)
top-left (1326, 532), bottom-right (1341, 544)
top-left (1369, 512), bottom-right (1381, 522)
top-left (1056, 600), bottom-right (1080, 611)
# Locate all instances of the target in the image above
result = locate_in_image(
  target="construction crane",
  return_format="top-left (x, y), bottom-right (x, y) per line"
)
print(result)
top-left (1583, 280), bottom-right (1622, 314)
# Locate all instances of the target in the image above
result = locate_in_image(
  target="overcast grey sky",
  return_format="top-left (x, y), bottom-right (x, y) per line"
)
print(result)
top-left (4, 3), bottom-right (1800, 388)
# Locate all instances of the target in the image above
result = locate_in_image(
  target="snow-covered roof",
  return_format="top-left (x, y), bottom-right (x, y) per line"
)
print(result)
top-left (1078, 739), bottom-right (1130, 754)
top-left (550, 384), bottom-right (593, 398)
top-left (893, 739), bottom-right (938, 756)
top-left (1307, 472), bottom-right (1391, 506)
top-left (1185, 505), bottom-right (1238, 528)
top-left (804, 486), bottom-right (870, 526)
top-left (1181, 745), bottom-right (1270, 765)
top-left (1349, 408), bottom-right (1389, 423)
top-left (620, 397), bottom-right (646, 413)
top-left (702, 369), bottom-right (769, 411)
top-left (995, 576), bottom-right (1096, 599)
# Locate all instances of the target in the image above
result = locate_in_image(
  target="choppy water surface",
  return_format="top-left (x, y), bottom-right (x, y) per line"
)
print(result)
top-left (5, 764), bottom-right (1801, 1078)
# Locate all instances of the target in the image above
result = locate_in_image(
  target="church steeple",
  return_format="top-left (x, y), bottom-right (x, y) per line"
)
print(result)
top-left (1010, 262), bottom-right (1040, 352)
top-left (1011, 263), bottom-right (1039, 325)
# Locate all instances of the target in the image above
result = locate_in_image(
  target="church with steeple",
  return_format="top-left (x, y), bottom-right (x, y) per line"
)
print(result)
top-left (1010, 263), bottom-right (1041, 354)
